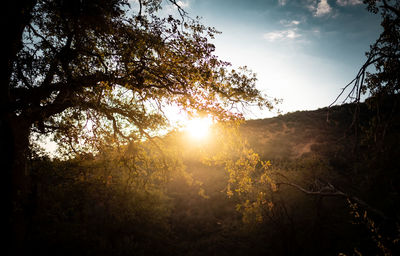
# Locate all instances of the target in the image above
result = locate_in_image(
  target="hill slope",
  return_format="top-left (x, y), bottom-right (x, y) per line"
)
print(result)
top-left (27, 101), bottom-right (400, 256)
top-left (243, 104), bottom-right (358, 160)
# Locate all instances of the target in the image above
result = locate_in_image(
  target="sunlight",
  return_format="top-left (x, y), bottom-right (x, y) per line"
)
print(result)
top-left (185, 117), bottom-right (213, 140)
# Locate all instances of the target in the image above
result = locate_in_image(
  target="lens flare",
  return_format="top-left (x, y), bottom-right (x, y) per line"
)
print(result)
top-left (185, 117), bottom-right (213, 140)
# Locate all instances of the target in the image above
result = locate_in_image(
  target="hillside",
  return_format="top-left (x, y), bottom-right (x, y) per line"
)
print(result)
top-left (27, 101), bottom-right (400, 256)
top-left (244, 104), bottom-right (357, 159)
top-left (166, 101), bottom-right (400, 255)
top-left (244, 100), bottom-right (399, 212)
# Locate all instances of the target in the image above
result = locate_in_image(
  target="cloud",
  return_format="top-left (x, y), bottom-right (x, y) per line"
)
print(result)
top-left (315, 0), bottom-right (332, 16)
top-left (176, 0), bottom-right (190, 8)
top-left (263, 29), bottom-right (301, 42)
top-left (280, 19), bottom-right (301, 27)
top-left (291, 20), bottom-right (301, 25)
top-left (336, 0), bottom-right (362, 6)
top-left (158, 0), bottom-right (191, 16)
top-left (278, 0), bottom-right (288, 6)
top-left (306, 0), bottom-right (332, 17)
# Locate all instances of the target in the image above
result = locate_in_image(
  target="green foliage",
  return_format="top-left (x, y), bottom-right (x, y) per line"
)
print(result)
top-left (332, 0), bottom-right (399, 109)
top-left (231, 100), bottom-right (400, 255)
top-left (363, 0), bottom-right (400, 97)
top-left (5, 2), bottom-right (273, 252)
top-left (29, 144), bottom-right (178, 255)
top-left (347, 199), bottom-right (400, 256)
top-left (24, 148), bottom-right (176, 254)
top-left (7, 0), bottom-right (273, 156)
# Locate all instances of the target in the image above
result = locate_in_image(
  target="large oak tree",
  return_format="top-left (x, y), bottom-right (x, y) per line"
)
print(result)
top-left (1, 0), bottom-right (271, 254)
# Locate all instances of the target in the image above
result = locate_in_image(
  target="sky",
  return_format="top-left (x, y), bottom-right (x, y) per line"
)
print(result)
top-left (172, 0), bottom-right (382, 118)
top-left (43, 0), bottom-right (384, 154)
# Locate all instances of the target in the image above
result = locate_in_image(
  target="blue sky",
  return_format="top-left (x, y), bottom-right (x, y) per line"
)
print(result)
top-left (174, 0), bottom-right (382, 118)
top-left (41, 0), bottom-right (384, 154)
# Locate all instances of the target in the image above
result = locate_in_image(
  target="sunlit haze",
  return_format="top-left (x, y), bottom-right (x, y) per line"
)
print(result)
top-left (184, 117), bottom-right (214, 140)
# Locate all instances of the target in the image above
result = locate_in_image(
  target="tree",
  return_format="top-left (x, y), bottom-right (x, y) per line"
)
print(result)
top-left (1, 0), bottom-right (271, 254)
top-left (364, 0), bottom-right (400, 95)
top-left (330, 0), bottom-right (400, 133)
top-left (325, 0), bottom-right (400, 217)
top-left (331, 0), bottom-right (399, 103)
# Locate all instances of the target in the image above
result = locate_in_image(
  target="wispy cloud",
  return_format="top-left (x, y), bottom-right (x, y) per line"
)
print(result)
top-left (278, 0), bottom-right (288, 6)
top-left (265, 17), bottom-right (303, 42)
top-left (176, 0), bottom-right (190, 8)
top-left (336, 0), bottom-right (362, 6)
top-left (263, 29), bottom-right (301, 42)
top-left (306, 0), bottom-right (332, 17)
top-left (280, 19), bottom-right (301, 27)
top-left (291, 20), bottom-right (301, 25)
top-left (158, 0), bottom-right (191, 16)
top-left (315, 0), bottom-right (332, 16)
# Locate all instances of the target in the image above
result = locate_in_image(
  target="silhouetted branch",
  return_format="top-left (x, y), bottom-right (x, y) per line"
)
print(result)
top-left (168, 0), bottom-right (188, 19)
top-left (276, 180), bottom-right (389, 220)
top-left (381, 0), bottom-right (400, 17)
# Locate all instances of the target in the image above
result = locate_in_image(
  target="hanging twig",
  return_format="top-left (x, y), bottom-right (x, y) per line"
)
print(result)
top-left (276, 180), bottom-right (389, 220)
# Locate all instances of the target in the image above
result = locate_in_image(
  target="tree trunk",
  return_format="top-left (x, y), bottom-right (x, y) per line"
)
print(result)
top-left (3, 116), bottom-right (32, 255)
top-left (2, 2), bottom-right (37, 254)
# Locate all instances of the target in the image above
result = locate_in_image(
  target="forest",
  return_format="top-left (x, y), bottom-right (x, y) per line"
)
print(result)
top-left (2, 0), bottom-right (399, 255)
top-left (25, 98), bottom-right (400, 256)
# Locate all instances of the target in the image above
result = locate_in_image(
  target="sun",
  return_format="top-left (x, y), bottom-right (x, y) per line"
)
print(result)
top-left (185, 117), bottom-right (213, 140)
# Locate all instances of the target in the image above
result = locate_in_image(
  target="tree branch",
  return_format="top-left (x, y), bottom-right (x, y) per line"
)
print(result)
top-left (276, 181), bottom-right (389, 220)
top-left (382, 0), bottom-right (400, 18)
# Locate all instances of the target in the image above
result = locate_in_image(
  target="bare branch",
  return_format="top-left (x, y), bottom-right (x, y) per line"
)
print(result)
top-left (276, 180), bottom-right (388, 220)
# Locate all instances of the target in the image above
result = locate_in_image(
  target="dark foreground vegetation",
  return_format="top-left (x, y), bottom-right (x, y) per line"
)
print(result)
top-left (26, 96), bottom-right (400, 256)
